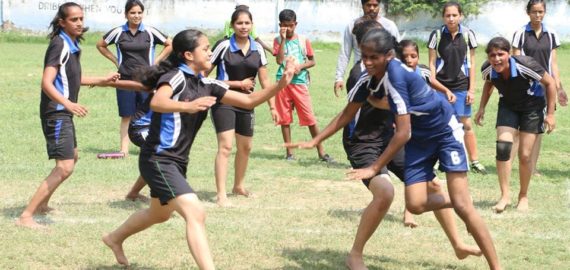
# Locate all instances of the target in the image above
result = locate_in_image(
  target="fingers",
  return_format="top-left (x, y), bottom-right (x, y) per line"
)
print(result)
top-left (72, 104), bottom-right (88, 117)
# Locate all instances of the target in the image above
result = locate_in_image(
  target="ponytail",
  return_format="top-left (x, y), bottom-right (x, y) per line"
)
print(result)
top-left (47, 2), bottom-right (88, 41)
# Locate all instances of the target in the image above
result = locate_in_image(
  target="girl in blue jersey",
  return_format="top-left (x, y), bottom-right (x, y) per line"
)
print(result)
top-left (347, 29), bottom-right (501, 270)
top-left (16, 2), bottom-right (131, 229)
top-left (102, 29), bottom-right (296, 268)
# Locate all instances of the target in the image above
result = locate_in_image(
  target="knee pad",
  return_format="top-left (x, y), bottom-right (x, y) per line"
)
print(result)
top-left (496, 141), bottom-right (513, 161)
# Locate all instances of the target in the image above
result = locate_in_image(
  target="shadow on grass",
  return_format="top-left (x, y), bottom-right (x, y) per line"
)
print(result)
top-left (1, 205), bottom-right (25, 218)
top-left (81, 263), bottom-right (158, 270)
top-left (107, 200), bottom-right (148, 211)
top-left (82, 146), bottom-right (141, 157)
top-left (250, 151), bottom-right (351, 169)
top-left (249, 151), bottom-right (287, 161)
top-left (327, 208), bottom-right (400, 225)
top-left (473, 199), bottom-right (499, 210)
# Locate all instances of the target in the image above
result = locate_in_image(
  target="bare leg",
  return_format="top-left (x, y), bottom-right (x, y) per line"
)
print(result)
top-left (516, 132), bottom-right (538, 211)
top-left (233, 134), bottom-right (253, 197)
top-left (214, 130), bottom-right (235, 207)
top-left (38, 152), bottom-right (78, 213)
top-left (17, 157), bottom-right (76, 229)
top-left (308, 124), bottom-right (326, 158)
top-left (447, 172), bottom-right (501, 270)
top-left (529, 134), bottom-right (542, 176)
top-left (461, 117), bottom-right (479, 162)
top-left (171, 194), bottom-right (215, 270)
top-left (102, 198), bottom-right (174, 266)
top-left (403, 208), bottom-right (418, 228)
top-left (125, 175), bottom-right (148, 202)
top-left (346, 174), bottom-right (394, 270)
top-left (281, 125), bottom-right (293, 157)
top-left (405, 181), bottom-right (452, 214)
top-left (494, 127), bottom-right (517, 213)
top-left (120, 116), bottom-right (131, 155)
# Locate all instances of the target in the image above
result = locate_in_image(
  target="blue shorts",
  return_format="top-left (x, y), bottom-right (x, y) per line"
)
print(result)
top-left (116, 89), bottom-right (149, 117)
top-left (404, 117), bottom-right (468, 185)
top-left (440, 90), bottom-right (471, 117)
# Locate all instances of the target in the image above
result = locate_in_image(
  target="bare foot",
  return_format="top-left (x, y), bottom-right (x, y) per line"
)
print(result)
top-left (403, 211), bottom-right (418, 228)
top-left (102, 233), bottom-right (129, 266)
top-left (454, 244), bottom-right (482, 260)
top-left (345, 253), bottom-right (368, 270)
top-left (15, 216), bottom-right (46, 229)
top-left (216, 196), bottom-right (233, 207)
top-left (516, 197), bottom-right (529, 212)
top-left (125, 194), bottom-right (149, 203)
top-left (492, 199), bottom-right (510, 213)
top-left (232, 188), bottom-right (255, 198)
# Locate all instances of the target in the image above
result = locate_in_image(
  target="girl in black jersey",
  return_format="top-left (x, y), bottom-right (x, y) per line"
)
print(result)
top-left (475, 37), bottom-right (556, 213)
top-left (16, 2), bottom-right (137, 229)
top-left (102, 29), bottom-right (295, 268)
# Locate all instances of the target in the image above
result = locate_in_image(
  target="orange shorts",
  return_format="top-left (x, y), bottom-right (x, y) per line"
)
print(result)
top-left (275, 84), bottom-right (317, 126)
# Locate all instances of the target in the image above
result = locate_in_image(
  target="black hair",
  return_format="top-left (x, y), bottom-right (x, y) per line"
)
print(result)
top-left (125, 0), bottom-right (145, 14)
top-left (279, 9), bottom-right (296, 22)
top-left (231, 7), bottom-right (252, 25)
top-left (352, 17), bottom-right (382, 46)
top-left (137, 29), bottom-right (205, 88)
top-left (526, 0), bottom-right (546, 13)
top-left (360, 0), bottom-right (377, 5)
top-left (48, 2), bottom-right (88, 41)
top-left (396, 39), bottom-right (419, 60)
top-left (485, 37), bottom-right (511, 54)
top-left (360, 28), bottom-right (398, 55)
top-left (442, 1), bottom-right (463, 16)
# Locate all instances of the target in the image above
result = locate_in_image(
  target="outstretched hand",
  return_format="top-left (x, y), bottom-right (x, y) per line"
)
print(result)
top-left (346, 167), bottom-right (377, 181)
top-left (105, 72), bottom-right (121, 83)
top-left (186, 96), bottom-right (217, 113)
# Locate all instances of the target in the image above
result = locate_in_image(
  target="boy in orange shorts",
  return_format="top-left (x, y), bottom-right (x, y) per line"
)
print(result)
top-left (273, 9), bottom-right (333, 162)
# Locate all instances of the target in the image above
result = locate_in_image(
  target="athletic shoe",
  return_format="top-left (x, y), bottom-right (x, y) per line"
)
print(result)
top-left (97, 152), bottom-right (125, 159)
top-left (319, 154), bottom-right (335, 164)
top-left (285, 154), bottom-right (296, 161)
top-left (470, 161), bottom-right (487, 175)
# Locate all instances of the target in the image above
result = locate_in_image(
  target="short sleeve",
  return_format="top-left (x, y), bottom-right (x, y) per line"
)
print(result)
top-left (511, 29), bottom-right (524, 49)
top-left (202, 78), bottom-right (229, 99)
top-left (347, 76), bottom-right (371, 103)
top-left (305, 38), bottom-right (314, 57)
top-left (551, 31), bottom-right (560, 50)
top-left (480, 61), bottom-right (492, 81)
top-left (44, 38), bottom-right (63, 68)
top-left (427, 30), bottom-right (438, 49)
top-left (102, 27), bottom-right (122, 45)
top-left (148, 27), bottom-right (168, 45)
top-left (517, 56), bottom-right (545, 81)
top-left (210, 39), bottom-right (228, 65)
top-left (156, 71), bottom-right (185, 96)
top-left (272, 37), bottom-right (280, 56)
top-left (256, 42), bottom-right (268, 66)
top-left (467, 29), bottom-right (478, 49)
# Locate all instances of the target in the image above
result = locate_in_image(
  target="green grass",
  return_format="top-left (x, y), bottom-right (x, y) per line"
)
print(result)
top-left (0, 34), bottom-right (569, 270)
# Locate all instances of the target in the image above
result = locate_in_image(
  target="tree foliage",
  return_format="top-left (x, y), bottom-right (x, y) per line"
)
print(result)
top-left (383, 0), bottom-right (491, 17)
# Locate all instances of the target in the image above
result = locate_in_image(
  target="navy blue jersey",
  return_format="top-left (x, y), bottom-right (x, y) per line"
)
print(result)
top-left (373, 59), bottom-right (456, 141)
top-left (141, 64), bottom-right (228, 164)
top-left (481, 55), bottom-right (546, 111)
top-left (40, 31), bottom-right (82, 118)
top-left (103, 23), bottom-right (168, 76)
top-left (131, 94), bottom-right (153, 128)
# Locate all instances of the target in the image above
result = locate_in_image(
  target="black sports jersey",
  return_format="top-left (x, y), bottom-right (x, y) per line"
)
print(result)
top-left (131, 94), bottom-right (153, 128)
top-left (141, 64), bottom-right (228, 164)
top-left (415, 64), bottom-right (431, 83)
top-left (344, 61), bottom-right (394, 147)
top-left (40, 31), bottom-right (82, 118)
top-left (481, 55), bottom-right (546, 111)
top-left (512, 23), bottom-right (560, 74)
top-left (103, 23), bottom-right (168, 76)
top-left (210, 35), bottom-right (267, 112)
top-left (427, 25), bottom-right (477, 91)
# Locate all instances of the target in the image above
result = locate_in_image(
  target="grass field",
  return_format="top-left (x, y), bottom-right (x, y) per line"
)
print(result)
top-left (0, 32), bottom-right (569, 269)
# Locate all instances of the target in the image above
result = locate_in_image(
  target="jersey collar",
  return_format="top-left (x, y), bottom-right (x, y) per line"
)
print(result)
top-left (442, 24), bottom-right (464, 34)
top-left (525, 22), bottom-right (550, 32)
top-left (122, 22), bottom-right (146, 32)
top-left (178, 63), bottom-right (203, 78)
top-left (229, 34), bottom-right (257, 53)
top-left (490, 57), bottom-right (518, 79)
top-left (58, 31), bottom-right (80, 54)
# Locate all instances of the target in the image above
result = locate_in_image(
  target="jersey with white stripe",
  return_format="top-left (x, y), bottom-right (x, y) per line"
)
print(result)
top-left (142, 65), bottom-right (228, 164)
top-left (40, 31), bottom-right (82, 118)
top-left (373, 59), bottom-right (456, 141)
top-left (512, 23), bottom-right (560, 74)
top-left (481, 55), bottom-right (546, 111)
top-left (103, 23), bottom-right (168, 77)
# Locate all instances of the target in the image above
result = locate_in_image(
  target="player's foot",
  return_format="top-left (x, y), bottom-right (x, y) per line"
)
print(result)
top-left (216, 195), bottom-right (233, 207)
top-left (15, 216), bottom-right (46, 229)
top-left (36, 205), bottom-right (55, 215)
top-left (532, 169), bottom-right (542, 177)
top-left (125, 193), bottom-right (149, 202)
top-left (403, 211), bottom-right (418, 228)
top-left (232, 188), bottom-right (255, 198)
top-left (492, 199), bottom-right (510, 213)
top-left (345, 252), bottom-right (368, 270)
top-left (470, 161), bottom-right (487, 175)
top-left (319, 154), bottom-right (336, 164)
top-left (102, 233), bottom-right (129, 266)
top-left (285, 154), bottom-right (296, 161)
top-left (516, 196), bottom-right (529, 212)
top-left (453, 243), bottom-right (482, 260)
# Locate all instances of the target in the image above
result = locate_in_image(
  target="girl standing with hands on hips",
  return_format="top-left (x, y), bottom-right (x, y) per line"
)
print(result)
top-left (102, 29), bottom-right (296, 268)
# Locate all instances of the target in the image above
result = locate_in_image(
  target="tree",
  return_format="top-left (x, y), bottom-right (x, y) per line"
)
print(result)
top-left (383, 0), bottom-right (490, 17)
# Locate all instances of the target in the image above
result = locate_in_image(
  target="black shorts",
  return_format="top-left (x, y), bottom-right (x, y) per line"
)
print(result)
top-left (344, 142), bottom-right (405, 188)
top-left (211, 105), bottom-right (254, 137)
top-left (41, 116), bottom-right (76, 160)
top-left (496, 105), bottom-right (544, 134)
top-left (139, 155), bottom-right (194, 205)
top-left (128, 125), bottom-right (149, 148)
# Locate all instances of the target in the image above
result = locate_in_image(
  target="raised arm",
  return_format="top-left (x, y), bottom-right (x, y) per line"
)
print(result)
top-left (150, 84), bottom-right (216, 114)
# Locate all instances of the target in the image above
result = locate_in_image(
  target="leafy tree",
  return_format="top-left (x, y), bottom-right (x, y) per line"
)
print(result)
top-left (382, 0), bottom-right (490, 17)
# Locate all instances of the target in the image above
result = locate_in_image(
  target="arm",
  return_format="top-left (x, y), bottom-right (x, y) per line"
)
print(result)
top-left (153, 38), bottom-right (173, 65)
top-left (96, 39), bottom-right (119, 69)
top-left (541, 73), bottom-right (557, 133)
top-left (296, 55), bottom-right (315, 74)
top-left (103, 79), bottom-right (151, 92)
top-left (429, 75), bottom-right (456, 103)
top-left (428, 48), bottom-right (438, 80)
top-left (474, 81), bottom-right (494, 126)
top-left (42, 66), bottom-right (88, 117)
top-left (221, 78), bottom-right (255, 93)
top-left (80, 73), bottom-right (120, 86)
top-left (347, 114), bottom-right (411, 180)
top-left (275, 28), bottom-right (287, 65)
top-left (150, 84), bottom-right (216, 114)
top-left (221, 56), bottom-right (295, 109)
top-left (255, 37), bottom-right (273, 54)
top-left (258, 66), bottom-right (279, 123)
top-left (550, 49), bottom-right (567, 106)
top-left (333, 24), bottom-right (354, 95)
top-left (466, 48), bottom-right (476, 105)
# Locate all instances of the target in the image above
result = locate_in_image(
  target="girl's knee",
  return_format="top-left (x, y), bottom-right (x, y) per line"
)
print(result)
top-left (406, 203), bottom-right (425, 215)
top-left (55, 163), bottom-right (75, 179)
top-left (217, 143), bottom-right (233, 156)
